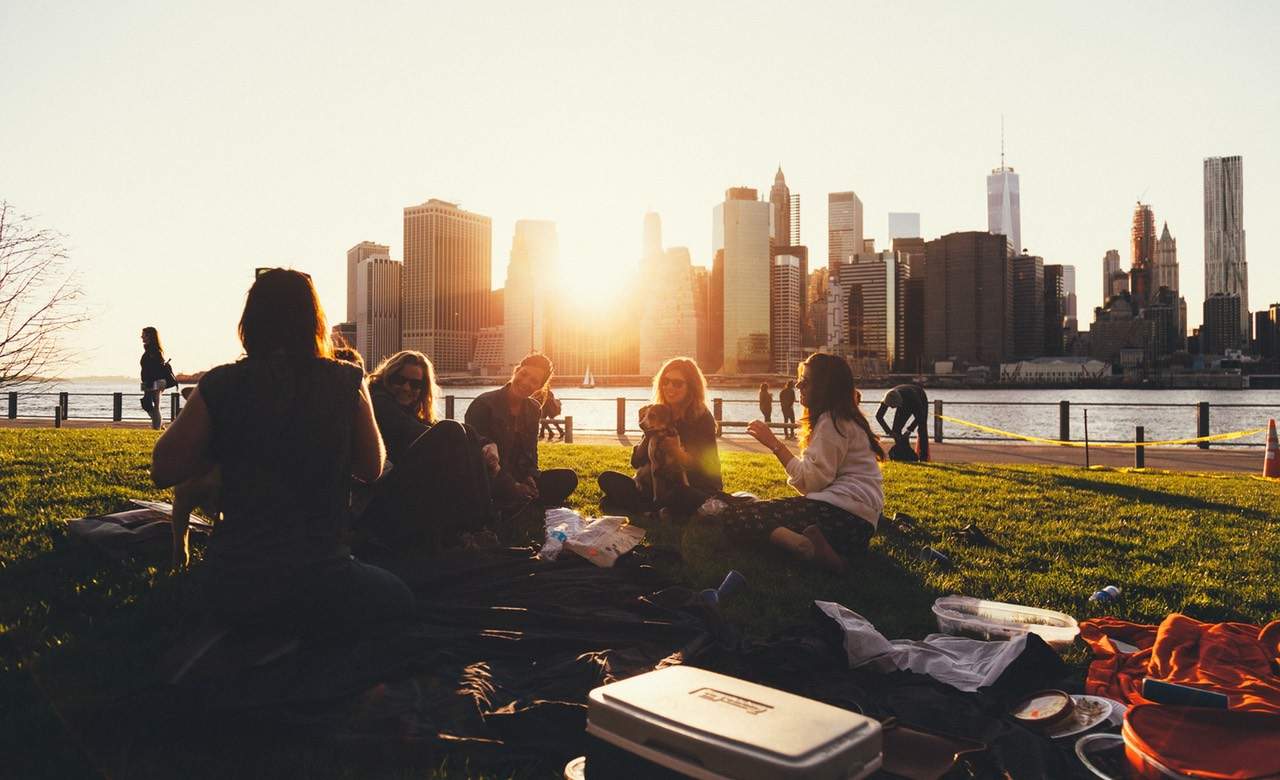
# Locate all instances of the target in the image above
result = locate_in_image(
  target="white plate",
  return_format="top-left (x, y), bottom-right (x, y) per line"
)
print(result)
top-left (1044, 695), bottom-right (1123, 740)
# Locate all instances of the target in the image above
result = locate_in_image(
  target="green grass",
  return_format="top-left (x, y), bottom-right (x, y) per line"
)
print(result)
top-left (2, 430), bottom-right (1278, 778)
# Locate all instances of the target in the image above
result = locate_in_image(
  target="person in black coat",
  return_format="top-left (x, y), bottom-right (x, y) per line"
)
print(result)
top-left (465, 353), bottom-right (578, 508)
top-left (779, 379), bottom-right (797, 440)
top-left (139, 326), bottom-right (167, 430)
top-left (876, 383), bottom-right (930, 461)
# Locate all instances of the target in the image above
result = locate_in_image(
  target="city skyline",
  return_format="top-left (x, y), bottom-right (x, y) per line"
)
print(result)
top-left (2, 1), bottom-right (1277, 375)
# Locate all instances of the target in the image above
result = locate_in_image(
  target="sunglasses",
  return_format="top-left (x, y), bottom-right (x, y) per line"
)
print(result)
top-left (388, 375), bottom-right (426, 391)
top-left (660, 376), bottom-right (687, 388)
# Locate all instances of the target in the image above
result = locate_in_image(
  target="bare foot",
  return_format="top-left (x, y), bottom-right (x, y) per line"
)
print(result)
top-left (803, 525), bottom-right (848, 574)
top-left (769, 527), bottom-right (814, 559)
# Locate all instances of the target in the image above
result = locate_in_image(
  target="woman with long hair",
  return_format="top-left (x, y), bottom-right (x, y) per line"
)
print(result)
top-left (139, 326), bottom-right (167, 430)
top-left (465, 353), bottom-right (578, 508)
top-left (721, 353), bottom-right (884, 572)
top-left (597, 356), bottom-right (723, 516)
top-left (151, 268), bottom-right (412, 632)
top-left (361, 349), bottom-right (499, 551)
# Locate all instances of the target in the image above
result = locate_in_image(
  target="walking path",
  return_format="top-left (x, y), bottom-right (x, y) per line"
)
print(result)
top-left (1, 419), bottom-right (1262, 474)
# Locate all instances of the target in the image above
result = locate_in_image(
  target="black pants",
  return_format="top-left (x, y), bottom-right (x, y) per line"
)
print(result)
top-left (533, 468), bottom-right (578, 507)
top-left (781, 406), bottom-right (796, 438)
top-left (892, 407), bottom-right (930, 461)
top-left (598, 470), bottom-right (713, 516)
top-left (719, 497), bottom-right (875, 558)
top-left (363, 420), bottom-right (496, 552)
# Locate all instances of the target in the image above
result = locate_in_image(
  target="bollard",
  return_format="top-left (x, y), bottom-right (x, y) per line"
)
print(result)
top-left (7, 392), bottom-right (15, 420)
top-left (113, 392), bottom-right (123, 422)
top-left (59, 391), bottom-right (69, 420)
top-left (1135, 425), bottom-right (1145, 469)
top-left (712, 398), bottom-right (723, 436)
top-left (170, 392), bottom-right (180, 421)
top-left (54, 405), bottom-right (62, 428)
top-left (1059, 400), bottom-right (1070, 442)
top-left (1196, 402), bottom-right (1210, 450)
top-left (445, 395), bottom-right (455, 420)
top-left (933, 399), bottom-right (944, 443)
top-left (616, 397), bottom-right (626, 435)
top-left (564, 416), bottom-right (573, 444)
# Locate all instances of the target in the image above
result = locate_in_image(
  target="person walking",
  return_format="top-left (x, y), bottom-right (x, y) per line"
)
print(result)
top-left (538, 387), bottom-right (564, 441)
top-left (875, 383), bottom-right (930, 462)
top-left (139, 326), bottom-right (168, 430)
top-left (779, 379), bottom-right (797, 440)
top-left (758, 382), bottom-right (773, 424)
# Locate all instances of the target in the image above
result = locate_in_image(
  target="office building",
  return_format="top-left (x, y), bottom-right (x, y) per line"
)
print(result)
top-left (402, 198), bottom-right (492, 373)
top-left (346, 241), bottom-right (390, 323)
top-left (827, 191), bottom-right (864, 275)
top-left (902, 277), bottom-right (926, 373)
top-left (691, 265), bottom-right (713, 369)
top-left (1153, 222), bottom-right (1179, 294)
top-left (640, 246), bottom-right (699, 374)
top-left (770, 255), bottom-right (804, 374)
top-left (502, 220), bottom-right (558, 370)
top-left (769, 168), bottom-right (792, 249)
top-left (924, 231), bottom-right (1014, 368)
top-left (1062, 264), bottom-right (1078, 327)
top-left (769, 168), bottom-right (808, 349)
top-left (1044, 264), bottom-right (1066, 357)
top-left (1201, 293), bottom-right (1242, 355)
top-left (713, 188), bottom-right (772, 373)
top-left (1103, 249), bottom-right (1127, 301)
top-left (1088, 294), bottom-right (1154, 368)
top-left (355, 256), bottom-right (402, 370)
top-left (892, 237), bottom-right (926, 280)
top-left (888, 212), bottom-right (921, 241)
top-left (987, 160), bottom-right (1021, 255)
top-left (1204, 156), bottom-right (1248, 337)
top-left (828, 251), bottom-right (909, 371)
top-left (1255, 304), bottom-right (1279, 361)
top-left (471, 326), bottom-right (505, 376)
top-left (1129, 202), bottom-right (1156, 305)
top-left (1012, 254), bottom-right (1045, 359)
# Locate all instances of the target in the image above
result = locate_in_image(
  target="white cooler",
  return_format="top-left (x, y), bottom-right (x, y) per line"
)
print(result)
top-left (585, 666), bottom-right (882, 780)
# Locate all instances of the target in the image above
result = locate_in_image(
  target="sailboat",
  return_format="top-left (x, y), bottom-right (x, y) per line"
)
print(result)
top-left (581, 367), bottom-right (596, 389)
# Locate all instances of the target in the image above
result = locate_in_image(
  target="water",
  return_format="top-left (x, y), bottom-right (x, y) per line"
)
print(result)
top-left (8, 381), bottom-right (1279, 446)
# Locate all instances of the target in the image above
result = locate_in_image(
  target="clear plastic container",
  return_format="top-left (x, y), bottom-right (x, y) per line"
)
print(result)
top-left (932, 595), bottom-right (1079, 651)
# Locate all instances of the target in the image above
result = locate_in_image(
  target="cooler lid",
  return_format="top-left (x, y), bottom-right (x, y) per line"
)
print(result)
top-left (588, 665), bottom-right (876, 761)
top-left (1123, 704), bottom-right (1280, 779)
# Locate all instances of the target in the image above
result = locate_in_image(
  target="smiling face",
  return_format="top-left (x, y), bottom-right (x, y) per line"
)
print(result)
top-left (387, 362), bottom-right (426, 408)
top-left (511, 363), bottom-right (548, 399)
top-left (658, 367), bottom-right (689, 407)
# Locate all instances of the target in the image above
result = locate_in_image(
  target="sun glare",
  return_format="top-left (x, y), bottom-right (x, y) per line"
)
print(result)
top-left (554, 257), bottom-right (628, 304)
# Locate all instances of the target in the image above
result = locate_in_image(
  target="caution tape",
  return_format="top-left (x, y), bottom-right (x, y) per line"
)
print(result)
top-left (934, 414), bottom-right (1267, 449)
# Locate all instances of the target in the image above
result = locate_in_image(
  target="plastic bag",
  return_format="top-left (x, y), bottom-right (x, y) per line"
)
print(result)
top-left (539, 507), bottom-right (586, 561)
top-left (563, 515), bottom-right (645, 568)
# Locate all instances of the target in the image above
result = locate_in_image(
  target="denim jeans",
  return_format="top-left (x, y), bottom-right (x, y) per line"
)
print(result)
top-left (141, 390), bottom-right (163, 429)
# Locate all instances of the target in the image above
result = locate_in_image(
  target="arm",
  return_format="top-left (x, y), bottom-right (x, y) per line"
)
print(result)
top-left (748, 420), bottom-right (794, 468)
top-left (630, 432), bottom-right (652, 468)
top-left (351, 380), bottom-right (386, 484)
top-left (875, 402), bottom-right (892, 437)
top-left (783, 417), bottom-right (851, 495)
top-left (151, 387), bottom-right (214, 488)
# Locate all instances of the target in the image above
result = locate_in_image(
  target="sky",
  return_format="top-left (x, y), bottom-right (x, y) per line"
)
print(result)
top-left (2, 0), bottom-right (1277, 376)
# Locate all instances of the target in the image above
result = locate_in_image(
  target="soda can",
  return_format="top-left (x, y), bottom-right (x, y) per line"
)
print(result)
top-left (1089, 585), bottom-right (1122, 602)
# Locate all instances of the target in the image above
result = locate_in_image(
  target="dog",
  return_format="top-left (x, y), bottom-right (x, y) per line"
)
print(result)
top-left (634, 404), bottom-right (689, 505)
top-left (171, 387), bottom-right (221, 566)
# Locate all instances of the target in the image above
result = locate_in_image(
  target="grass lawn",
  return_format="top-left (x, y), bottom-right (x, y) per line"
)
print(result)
top-left (2, 429), bottom-right (1278, 778)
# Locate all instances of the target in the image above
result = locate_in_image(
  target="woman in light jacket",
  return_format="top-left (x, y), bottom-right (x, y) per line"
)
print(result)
top-left (720, 353), bottom-right (884, 572)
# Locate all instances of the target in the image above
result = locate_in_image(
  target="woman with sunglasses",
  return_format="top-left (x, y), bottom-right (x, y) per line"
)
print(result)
top-left (151, 269), bottom-right (413, 633)
top-left (362, 350), bottom-right (499, 551)
top-left (597, 356), bottom-right (723, 516)
top-left (719, 353), bottom-right (884, 573)
top-left (464, 353), bottom-right (578, 509)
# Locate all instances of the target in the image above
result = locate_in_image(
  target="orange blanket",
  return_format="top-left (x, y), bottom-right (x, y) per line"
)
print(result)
top-left (1080, 614), bottom-right (1280, 714)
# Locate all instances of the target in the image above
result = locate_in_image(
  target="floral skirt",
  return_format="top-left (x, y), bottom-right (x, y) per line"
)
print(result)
top-left (719, 497), bottom-right (875, 557)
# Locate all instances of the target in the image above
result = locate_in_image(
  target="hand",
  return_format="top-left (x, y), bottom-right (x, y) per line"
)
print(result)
top-left (523, 476), bottom-right (540, 500)
top-left (481, 443), bottom-right (500, 474)
top-left (747, 419), bottom-right (780, 451)
top-left (172, 535), bottom-right (189, 571)
top-left (512, 482), bottom-right (536, 500)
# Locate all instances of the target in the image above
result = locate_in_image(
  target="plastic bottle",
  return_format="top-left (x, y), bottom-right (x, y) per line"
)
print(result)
top-left (917, 546), bottom-right (952, 568)
top-left (697, 570), bottom-right (746, 608)
top-left (1089, 585), bottom-right (1121, 603)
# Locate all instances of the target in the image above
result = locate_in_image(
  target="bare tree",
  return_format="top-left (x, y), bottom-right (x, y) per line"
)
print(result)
top-left (0, 201), bottom-right (89, 388)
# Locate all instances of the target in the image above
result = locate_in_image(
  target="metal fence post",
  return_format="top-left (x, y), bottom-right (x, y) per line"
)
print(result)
top-left (113, 392), bottom-right (123, 422)
top-left (54, 405), bottom-right (61, 428)
top-left (7, 392), bottom-right (15, 419)
top-left (564, 415), bottom-right (573, 444)
top-left (170, 392), bottom-right (180, 421)
top-left (933, 399), bottom-right (943, 443)
top-left (1059, 400), bottom-right (1070, 442)
top-left (1197, 401), bottom-right (1210, 450)
top-left (445, 395), bottom-right (455, 420)
top-left (616, 397), bottom-right (626, 435)
top-left (59, 391), bottom-right (69, 420)
top-left (1135, 425), bottom-right (1145, 469)
top-left (713, 397), bottom-right (723, 437)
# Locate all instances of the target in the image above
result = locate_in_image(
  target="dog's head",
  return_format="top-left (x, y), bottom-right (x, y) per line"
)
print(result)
top-left (638, 404), bottom-right (676, 434)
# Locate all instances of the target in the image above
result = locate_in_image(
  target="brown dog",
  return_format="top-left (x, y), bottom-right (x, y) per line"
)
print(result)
top-left (634, 404), bottom-right (689, 505)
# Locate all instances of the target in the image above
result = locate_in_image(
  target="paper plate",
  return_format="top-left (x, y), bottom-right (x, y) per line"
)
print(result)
top-left (1044, 695), bottom-right (1121, 739)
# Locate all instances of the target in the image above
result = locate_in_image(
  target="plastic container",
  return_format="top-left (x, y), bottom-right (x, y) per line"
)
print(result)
top-left (1122, 704), bottom-right (1280, 780)
top-left (586, 665), bottom-right (882, 779)
top-left (932, 595), bottom-right (1079, 651)
top-left (1089, 585), bottom-right (1121, 603)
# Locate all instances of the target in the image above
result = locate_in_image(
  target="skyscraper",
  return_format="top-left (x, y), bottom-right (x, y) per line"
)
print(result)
top-left (355, 256), bottom-right (402, 370)
top-left (769, 168), bottom-right (791, 249)
top-left (642, 211), bottom-right (663, 261)
top-left (691, 265), bottom-right (712, 369)
top-left (1012, 254), bottom-right (1045, 359)
top-left (924, 231), bottom-right (1014, 368)
top-left (346, 241), bottom-right (390, 323)
top-left (1062, 265), bottom-right (1078, 325)
top-left (987, 157), bottom-right (1021, 255)
top-left (1201, 293), bottom-right (1242, 355)
top-left (769, 168), bottom-right (807, 356)
top-left (1204, 156), bottom-right (1248, 338)
top-left (402, 199), bottom-right (491, 373)
top-left (827, 191), bottom-right (864, 275)
top-left (770, 255), bottom-right (803, 374)
top-left (639, 244), bottom-right (698, 373)
top-left (828, 251), bottom-right (909, 371)
top-left (713, 188), bottom-right (771, 373)
top-left (502, 220), bottom-right (558, 369)
top-left (892, 237), bottom-right (926, 280)
top-left (888, 213), bottom-right (921, 240)
top-left (1153, 222), bottom-right (1179, 293)
top-left (1129, 202), bottom-right (1157, 306)
top-left (1044, 264), bottom-right (1066, 356)
top-left (1102, 249), bottom-right (1127, 301)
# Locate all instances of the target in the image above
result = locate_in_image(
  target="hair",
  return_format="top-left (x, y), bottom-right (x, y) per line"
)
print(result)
top-left (759, 382), bottom-right (769, 391)
top-left (238, 269), bottom-right (332, 359)
top-left (650, 357), bottom-right (709, 421)
top-left (513, 352), bottom-right (554, 398)
top-left (333, 346), bottom-right (365, 373)
top-left (368, 350), bottom-right (438, 423)
top-left (141, 326), bottom-right (164, 356)
top-left (798, 353), bottom-right (885, 461)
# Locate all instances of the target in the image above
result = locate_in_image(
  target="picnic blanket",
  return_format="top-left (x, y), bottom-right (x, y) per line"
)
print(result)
top-left (1081, 614), bottom-right (1280, 714)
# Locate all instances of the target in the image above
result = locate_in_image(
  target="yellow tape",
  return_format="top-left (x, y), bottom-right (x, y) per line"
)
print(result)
top-left (935, 414), bottom-right (1266, 448)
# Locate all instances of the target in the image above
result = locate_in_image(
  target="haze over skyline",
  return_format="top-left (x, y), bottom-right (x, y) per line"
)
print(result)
top-left (2, 1), bottom-right (1277, 376)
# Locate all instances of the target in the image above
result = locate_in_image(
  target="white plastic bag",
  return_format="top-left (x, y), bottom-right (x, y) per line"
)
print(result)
top-left (539, 507), bottom-right (586, 561)
top-left (563, 515), bottom-right (645, 568)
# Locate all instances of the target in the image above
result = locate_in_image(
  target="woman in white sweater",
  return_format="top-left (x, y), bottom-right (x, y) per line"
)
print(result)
top-left (722, 353), bottom-right (885, 572)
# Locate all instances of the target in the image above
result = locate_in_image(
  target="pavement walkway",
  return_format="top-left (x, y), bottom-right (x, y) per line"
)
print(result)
top-left (1, 418), bottom-right (1265, 474)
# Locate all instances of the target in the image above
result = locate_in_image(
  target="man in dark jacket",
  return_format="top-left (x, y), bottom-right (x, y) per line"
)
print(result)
top-left (876, 383), bottom-right (930, 462)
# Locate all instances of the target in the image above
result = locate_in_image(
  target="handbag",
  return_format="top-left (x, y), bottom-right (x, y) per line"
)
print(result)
top-left (163, 360), bottom-right (179, 390)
